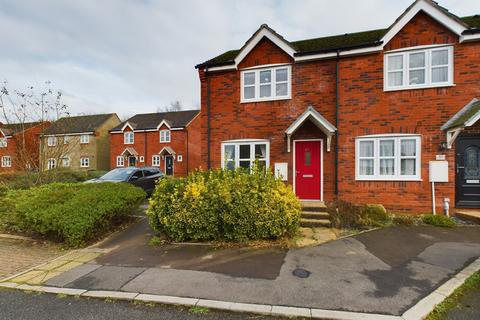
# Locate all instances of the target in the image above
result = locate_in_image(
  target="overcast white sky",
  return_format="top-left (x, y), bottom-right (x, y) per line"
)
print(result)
top-left (0, 0), bottom-right (477, 119)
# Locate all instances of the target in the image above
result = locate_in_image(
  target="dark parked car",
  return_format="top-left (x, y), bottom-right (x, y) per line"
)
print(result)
top-left (86, 167), bottom-right (163, 195)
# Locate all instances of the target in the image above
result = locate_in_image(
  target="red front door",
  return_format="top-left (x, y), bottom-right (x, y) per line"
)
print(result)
top-left (295, 140), bottom-right (321, 200)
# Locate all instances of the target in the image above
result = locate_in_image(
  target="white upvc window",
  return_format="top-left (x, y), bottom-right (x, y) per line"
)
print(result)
top-left (0, 138), bottom-right (7, 148)
top-left (152, 155), bottom-right (160, 166)
top-left (47, 158), bottom-right (56, 170)
top-left (356, 135), bottom-right (421, 181)
top-left (80, 134), bottom-right (90, 144)
top-left (116, 156), bottom-right (124, 167)
top-left (80, 157), bottom-right (90, 168)
top-left (61, 156), bottom-right (70, 167)
top-left (221, 140), bottom-right (269, 171)
top-left (124, 132), bottom-right (134, 144)
top-left (63, 136), bottom-right (69, 144)
top-left (47, 136), bottom-right (57, 147)
top-left (160, 130), bottom-right (171, 143)
top-left (241, 65), bottom-right (291, 102)
top-left (1, 156), bottom-right (11, 167)
top-left (384, 46), bottom-right (453, 91)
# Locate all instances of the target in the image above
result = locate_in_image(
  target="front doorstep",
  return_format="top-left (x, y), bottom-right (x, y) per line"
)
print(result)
top-left (455, 209), bottom-right (480, 224)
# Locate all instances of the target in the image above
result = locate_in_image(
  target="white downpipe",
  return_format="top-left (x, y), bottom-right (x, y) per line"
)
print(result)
top-left (431, 181), bottom-right (436, 215)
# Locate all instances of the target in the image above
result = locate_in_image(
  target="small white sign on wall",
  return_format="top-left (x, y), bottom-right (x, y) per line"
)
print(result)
top-left (274, 163), bottom-right (288, 181)
top-left (429, 161), bottom-right (448, 182)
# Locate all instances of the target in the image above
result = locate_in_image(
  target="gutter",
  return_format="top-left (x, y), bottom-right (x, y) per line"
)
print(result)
top-left (206, 67), bottom-right (212, 169)
top-left (335, 49), bottom-right (340, 198)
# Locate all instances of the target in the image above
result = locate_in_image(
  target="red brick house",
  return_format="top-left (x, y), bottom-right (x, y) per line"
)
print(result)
top-left (195, 0), bottom-right (480, 213)
top-left (0, 121), bottom-right (51, 172)
top-left (109, 110), bottom-right (201, 176)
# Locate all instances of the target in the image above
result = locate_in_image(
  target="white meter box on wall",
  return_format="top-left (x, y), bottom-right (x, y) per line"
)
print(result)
top-left (429, 161), bottom-right (448, 182)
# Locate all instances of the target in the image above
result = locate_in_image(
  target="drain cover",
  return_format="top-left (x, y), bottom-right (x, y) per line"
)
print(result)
top-left (292, 268), bottom-right (311, 278)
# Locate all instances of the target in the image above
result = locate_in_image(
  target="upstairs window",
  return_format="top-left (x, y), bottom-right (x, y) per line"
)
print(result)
top-left (0, 138), bottom-right (7, 148)
top-left (160, 130), bottom-right (171, 143)
top-left (47, 136), bottom-right (57, 147)
top-left (80, 134), bottom-right (90, 144)
top-left (63, 136), bottom-right (69, 144)
top-left (385, 46), bottom-right (453, 91)
top-left (241, 65), bottom-right (291, 102)
top-left (356, 135), bottom-right (421, 181)
top-left (124, 132), bottom-right (134, 144)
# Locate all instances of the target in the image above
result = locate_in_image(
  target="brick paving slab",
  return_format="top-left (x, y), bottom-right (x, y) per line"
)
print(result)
top-left (0, 238), bottom-right (65, 279)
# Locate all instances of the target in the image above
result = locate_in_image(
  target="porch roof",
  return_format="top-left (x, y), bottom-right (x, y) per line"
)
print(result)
top-left (285, 106), bottom-right (337, 152)
top-left (121, 147), bottom-right (139, 156)
top-left (158, 146), bottom-right (176, 156)
top-left (441, 98), bottom-right (480, 148)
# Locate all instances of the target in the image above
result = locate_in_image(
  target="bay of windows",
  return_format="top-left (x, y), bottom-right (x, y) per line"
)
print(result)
top-left (356, 135), bottom-right (421, 180)
top-left (222, 141), bottom-right (269, 171)
top-left (385, 46), bottom-right (452, 90)
top-left (241, 65), bottom-right (291, 102)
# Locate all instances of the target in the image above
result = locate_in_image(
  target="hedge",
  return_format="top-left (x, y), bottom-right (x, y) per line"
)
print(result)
top-left (0, 182), bottom-right (145, 247)
top-left (147, 168), bottom-right (301, 242)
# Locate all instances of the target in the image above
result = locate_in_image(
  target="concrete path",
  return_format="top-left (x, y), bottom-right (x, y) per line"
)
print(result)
top-left (23, 221), bottom-right (480, 316)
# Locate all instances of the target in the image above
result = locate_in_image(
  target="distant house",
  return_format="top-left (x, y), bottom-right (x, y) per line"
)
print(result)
top-left (0, 122), bottom-right (51, 172)
top-left (109, 110), bottom-right (200, 176)
top-left (195, 0), bottom-right (480, 212)
top-left (40, 114), bottom-right (121, 171)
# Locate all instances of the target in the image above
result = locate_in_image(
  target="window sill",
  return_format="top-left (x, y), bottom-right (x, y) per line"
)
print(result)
top-left (384, 83), bottom-right (455, 92)
top-left (356, 177), bottom-right (423, 182)
top-left (240, 96), bottom-right (291, 104)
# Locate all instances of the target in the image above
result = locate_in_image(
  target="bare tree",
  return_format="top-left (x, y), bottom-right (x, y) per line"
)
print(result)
top-left (157, 100), bottom-right (182, 113)
top-left (0, 80), bottom-right (74, 176)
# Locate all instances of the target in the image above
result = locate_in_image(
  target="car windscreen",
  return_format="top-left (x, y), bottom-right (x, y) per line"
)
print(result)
top-left (100, 168), bottom-right (136, 181)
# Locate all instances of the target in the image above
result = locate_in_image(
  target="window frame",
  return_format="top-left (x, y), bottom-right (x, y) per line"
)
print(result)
top-left (80, 134), bottom-right (90, 144)
top-left (240, 65), bottom-right (292, 103)
top-left (124, 131), bottom-right (134, 144)
top-left (159, 130), bottom-right (171, 143)
top-left (63, 136), bottom-right (69, 145)
top-left (47, 158), bottom-right (56, 170)
top-left (221, 140), bottom-right (270, 171)
top-left (47, 136), bottom-right (57, 147)
top-left (355, 135), bottom-right (421, 181)
top-left (61, 156), bottom-right (70, 167)
top-left (384, 45), bottom-right (454, 91)
top-left (0, 137), bottom-right (7, 148)
top-left (1, 156), bottom-right (11, 168)
top-left (152, 155), bottom-right (160, 167)
top-left (116, 156), bottom-right (124, 167)
top-left (80, 157), bottom-right (90, 168)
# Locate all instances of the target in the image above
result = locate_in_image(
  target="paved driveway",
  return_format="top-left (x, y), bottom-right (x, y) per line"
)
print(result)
top-left (44, 219), bottom-right (480, 316)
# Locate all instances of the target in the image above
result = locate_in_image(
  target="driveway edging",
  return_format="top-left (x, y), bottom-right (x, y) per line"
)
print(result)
top-left (1, 255), bottom-right (479, 319)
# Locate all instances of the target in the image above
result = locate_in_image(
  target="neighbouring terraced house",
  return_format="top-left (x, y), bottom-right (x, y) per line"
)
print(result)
top-left (40, 113), bottom-right (120, 171)
top-left (109, 110), bottom-right (201, 176)
top-left (0, 121), bottom-right (51, 172)
top-left (195, 0), bottom-right (480, 212)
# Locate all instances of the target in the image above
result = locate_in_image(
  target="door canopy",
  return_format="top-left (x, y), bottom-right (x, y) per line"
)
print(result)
top-left (441, 98), bottom-right (480, 148)
top-left (285, 106), bottom-right (337, 152)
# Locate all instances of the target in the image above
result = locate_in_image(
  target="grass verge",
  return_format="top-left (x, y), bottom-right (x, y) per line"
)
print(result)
top-left (426, 271), bottom-right (480, 320)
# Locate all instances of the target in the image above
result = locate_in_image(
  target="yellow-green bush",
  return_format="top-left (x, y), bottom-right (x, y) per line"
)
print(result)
top-left (0, 182), bottom-right (145, 247)
top-left (147, 168), bottom-right (301, 242)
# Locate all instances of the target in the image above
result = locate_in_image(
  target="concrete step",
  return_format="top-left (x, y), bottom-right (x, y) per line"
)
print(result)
top-left (455, 209), bottom-right (480, 224)
top-left (301, 211), bottom-right (330, 220)
top-left (300, 218), bottom-right (331, 228)
top-left (301, 201), bottom-right (328, 212)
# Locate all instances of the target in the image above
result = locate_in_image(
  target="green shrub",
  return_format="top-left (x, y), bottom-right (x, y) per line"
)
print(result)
top-left (327, 201), bottom-right (391, 229)
top-left (147, 168), bottom-right (301, 242)
top-left (393, 215), bottom-right (422, 226)
top-left (0, 182), bottom-right (145, 247)
top-left (422, 214), bottom-right (456, 228)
